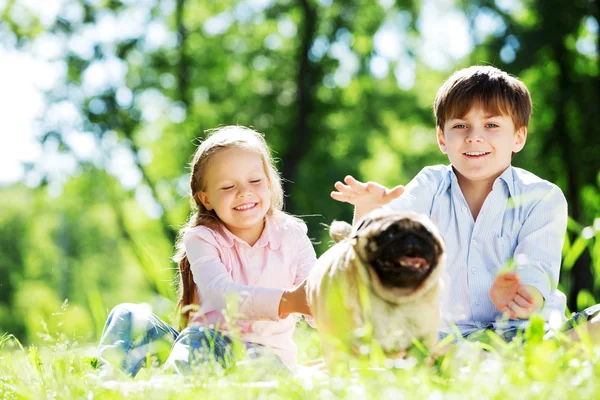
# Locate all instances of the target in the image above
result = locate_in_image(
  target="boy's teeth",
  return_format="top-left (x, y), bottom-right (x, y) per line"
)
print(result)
top-left (465, 151), bottom-right (488, 156)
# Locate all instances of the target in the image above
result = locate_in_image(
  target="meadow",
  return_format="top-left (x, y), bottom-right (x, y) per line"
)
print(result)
top-left (2, 312), bottom-right (600, 399)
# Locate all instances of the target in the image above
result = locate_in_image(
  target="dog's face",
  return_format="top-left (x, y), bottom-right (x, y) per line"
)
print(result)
top-left (352, 210), bottom-right (444, 299)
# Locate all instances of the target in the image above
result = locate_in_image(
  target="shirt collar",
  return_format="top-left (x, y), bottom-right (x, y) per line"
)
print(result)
top-left (446, 164), bottom-right (515, 197)
top-left (495, 165), bottom-right (515, 197)
top-left (214, 215), bottom-right (281, 250)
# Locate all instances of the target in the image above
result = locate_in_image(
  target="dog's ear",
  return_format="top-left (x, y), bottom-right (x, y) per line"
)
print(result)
top-left (329, 221), bottom-right (353, 243)
top-left (351, 216), bottom-right (374, 238)
top-left (329, 213), bottom-right (379, 243)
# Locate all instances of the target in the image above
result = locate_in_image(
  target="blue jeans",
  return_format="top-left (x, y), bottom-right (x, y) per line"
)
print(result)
top-left (439, 304), bottom-right (600, 343)
top-left (96, 303), bottom-right (286, 377)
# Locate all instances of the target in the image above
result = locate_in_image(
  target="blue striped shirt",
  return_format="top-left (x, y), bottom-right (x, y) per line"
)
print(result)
top-left (386, 164), bottom-right (568, 335)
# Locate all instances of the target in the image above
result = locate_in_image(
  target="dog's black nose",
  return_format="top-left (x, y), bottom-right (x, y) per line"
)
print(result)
top-left (405, 235), bottom-right (421, 249)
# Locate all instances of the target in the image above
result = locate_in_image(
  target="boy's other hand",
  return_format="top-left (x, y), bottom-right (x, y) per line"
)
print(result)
top-left (489, 271), bottom-right (537, 319)
top-left (331, 175), bottom-right (404, 209)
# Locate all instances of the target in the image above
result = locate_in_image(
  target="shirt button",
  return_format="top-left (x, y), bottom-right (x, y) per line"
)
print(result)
top-left (471, 239), bottom-right (477, 246)
top-left (475, 300), bottom-right (481, 306)
top-left (471, 268), bottom-right (476, 274)
top-left (253, 278), bottom-right (258, 283)
top-left (461, 206), bottom-right (467, 212)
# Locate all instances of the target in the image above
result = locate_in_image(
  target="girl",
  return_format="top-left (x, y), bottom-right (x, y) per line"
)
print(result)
top-left (95, 126), bottom-right (316, 378)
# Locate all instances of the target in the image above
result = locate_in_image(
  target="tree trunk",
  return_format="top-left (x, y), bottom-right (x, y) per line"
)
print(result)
top-left (281, 0), bottom-right (317, 210)
top-left (176, 0), bottom-right (191, 107)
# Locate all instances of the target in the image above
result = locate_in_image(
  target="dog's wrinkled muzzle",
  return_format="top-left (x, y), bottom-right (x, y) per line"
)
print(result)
top-left (368, 221), bottom-right (441, 290)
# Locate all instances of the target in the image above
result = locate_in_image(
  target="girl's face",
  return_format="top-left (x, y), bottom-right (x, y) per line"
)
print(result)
top-left (198, 147), bottom-right (271, 246)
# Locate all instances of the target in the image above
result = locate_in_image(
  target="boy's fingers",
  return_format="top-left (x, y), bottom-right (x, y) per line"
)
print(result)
top-left (517, 285), bottom-right (533, 302)
top-left (344, 175), bottom-right (368, 193)
top-left (501, 307), bottom-right (515, 319)
top-left (508, 301), bottom-right (529, 319)
top-left (331, 191), bottom-right (352, 203)
top-left (365, 181), bottom-right (387, 196)
top-left (337, 176), bottom-right (404, 204)
top-left (513, 294), bottom-right (533, 309)
top-left (334, 181), bottom-right (353, 194)
top-left (384, 185), bottom-right (405, 201)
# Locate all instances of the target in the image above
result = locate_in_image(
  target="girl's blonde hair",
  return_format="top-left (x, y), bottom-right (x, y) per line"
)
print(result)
top-left (173, 126), bottom-right (285, 329)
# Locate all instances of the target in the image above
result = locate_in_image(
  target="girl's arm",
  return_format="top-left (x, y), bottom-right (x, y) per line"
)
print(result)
top-left (279, 223), bottom-right (317, 320)
top-left (185, 231), bottom-right (284, 321)
top-left (279, 280), bottom-right (311, 316)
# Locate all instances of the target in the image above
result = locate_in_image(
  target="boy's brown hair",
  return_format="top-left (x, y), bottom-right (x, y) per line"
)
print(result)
top-left (433, 66), bottom-right (532, 130)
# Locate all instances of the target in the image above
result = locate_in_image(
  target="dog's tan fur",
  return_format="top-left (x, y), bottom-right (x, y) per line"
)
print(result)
top-left (306, 209), bottom-right (445, 367)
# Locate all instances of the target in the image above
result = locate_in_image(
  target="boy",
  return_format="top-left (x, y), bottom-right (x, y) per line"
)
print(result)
top-left (332, 66), bottom-right (599, 341)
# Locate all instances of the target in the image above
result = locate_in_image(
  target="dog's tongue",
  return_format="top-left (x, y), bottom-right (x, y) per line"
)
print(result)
top-left (398, 256), bottom-right (429, 269)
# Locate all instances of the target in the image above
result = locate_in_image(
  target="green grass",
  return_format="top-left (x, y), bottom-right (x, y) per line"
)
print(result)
top-left (2, 322), bottom-right (600, 400)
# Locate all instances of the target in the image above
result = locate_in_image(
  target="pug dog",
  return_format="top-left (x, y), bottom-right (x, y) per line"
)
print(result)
top-left (306, 209), bottom-right (445, 368)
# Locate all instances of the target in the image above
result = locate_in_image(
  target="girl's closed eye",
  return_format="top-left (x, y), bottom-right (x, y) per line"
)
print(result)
top-left (250, 178), bottom-right (262, 184)
top-left (221, 184), bottom-right (234, 190)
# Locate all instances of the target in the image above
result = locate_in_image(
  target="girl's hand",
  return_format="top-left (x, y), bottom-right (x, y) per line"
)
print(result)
top-left (279, 279), bottom-right (311, 317)
top-left (489, 271), bottom-right (539, 319)
top-left (331, 176), bottom-right (404, 223)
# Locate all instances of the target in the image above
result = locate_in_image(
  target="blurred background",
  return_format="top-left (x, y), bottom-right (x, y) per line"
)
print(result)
top-left (0, 0), bottom-right (598, 346)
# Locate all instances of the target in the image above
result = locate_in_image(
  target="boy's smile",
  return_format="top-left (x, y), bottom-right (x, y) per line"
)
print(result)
top-left (437, 105), bottom-right (527, 189)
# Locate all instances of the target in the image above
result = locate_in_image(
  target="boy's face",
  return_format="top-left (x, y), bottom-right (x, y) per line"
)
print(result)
top-left (436, 105), bottom-right (527, 186)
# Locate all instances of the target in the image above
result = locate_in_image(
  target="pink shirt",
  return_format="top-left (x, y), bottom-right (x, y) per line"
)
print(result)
top-left (183, 214), bottom-right (316, 371)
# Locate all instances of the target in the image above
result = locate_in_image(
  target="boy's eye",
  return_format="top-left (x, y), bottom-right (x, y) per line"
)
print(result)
top-left (486, 123), bottom-right (499, 128)
top-left (453, 124), bottom-right (467, 129)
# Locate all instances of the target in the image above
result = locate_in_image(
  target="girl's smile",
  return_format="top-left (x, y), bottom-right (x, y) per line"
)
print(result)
top-left (233, 202), bottom-right (258, 211)
top-left (198, 147), bottom-right (272, 246)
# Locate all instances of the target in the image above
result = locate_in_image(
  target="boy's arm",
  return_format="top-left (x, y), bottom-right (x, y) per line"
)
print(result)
top-left (331, 175), bottom-right (404, 225)
top-left (490, 185), bottom-right (568, 319)
top-left (514, 185), bottom-right (568, 303)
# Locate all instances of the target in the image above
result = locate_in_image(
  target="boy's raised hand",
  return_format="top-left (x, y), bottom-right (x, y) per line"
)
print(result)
top-left (331, 175), bottom-right (404, 209)
top-left (489, 271), bottom-right (537, 319)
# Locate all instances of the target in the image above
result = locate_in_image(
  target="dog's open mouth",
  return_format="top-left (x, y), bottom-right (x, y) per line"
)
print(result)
top-left (369, 220), bottom-right (440, 290)
top-left (398, 256), bottom-right (429, 270)
top-left (377, 255), bottom-right (430, 272)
